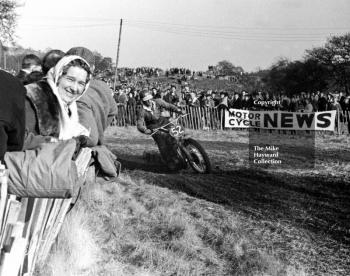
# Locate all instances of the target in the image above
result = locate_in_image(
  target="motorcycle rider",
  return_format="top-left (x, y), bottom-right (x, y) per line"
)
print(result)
top-left (136, 91), bottom-right (186, 171)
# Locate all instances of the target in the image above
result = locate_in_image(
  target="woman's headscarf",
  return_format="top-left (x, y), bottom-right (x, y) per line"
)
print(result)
top-left (46, 55), bottom-right (92, 140)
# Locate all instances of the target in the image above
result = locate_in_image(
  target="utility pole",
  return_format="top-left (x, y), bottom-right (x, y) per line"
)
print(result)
top-left (113, 18), bottom-right (123, 91)
top-left (0, 42), bottom-right (3, 69)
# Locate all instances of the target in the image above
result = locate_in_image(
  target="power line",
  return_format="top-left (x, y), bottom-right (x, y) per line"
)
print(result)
top-left (21, 16), bottom-right (350, 31)
top-left (125, 23), bottom-right (336, 42)
top-left (20, 18), bottom-right (349, 41)
top-left (21, 23), bottom-right (114, 30)
top-left (125, 22), bottom-right (336, 38)
top-left (126, 19), bottom-right (350, 31)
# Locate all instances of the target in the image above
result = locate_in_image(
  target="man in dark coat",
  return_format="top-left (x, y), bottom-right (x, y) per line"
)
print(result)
top-left (231, 93), bottom-right (242, 109)
top-left (136, 92), bottom-right (185, 171)
top-left (16, 54), bottom-right (43, 85)
top-left (318, 92), bottom-right (328, 111)
top-left (0, 70), bottom-right (26, 161)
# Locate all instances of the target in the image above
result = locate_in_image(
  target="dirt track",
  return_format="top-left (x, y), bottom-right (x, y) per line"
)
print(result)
top-left (105, 133), bottom-right (350, 274)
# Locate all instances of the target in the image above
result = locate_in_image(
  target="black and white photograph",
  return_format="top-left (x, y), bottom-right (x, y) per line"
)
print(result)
top-left (0, 0), bottom-right (349, 275)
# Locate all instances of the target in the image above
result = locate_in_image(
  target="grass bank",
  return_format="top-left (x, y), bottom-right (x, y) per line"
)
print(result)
top-left (35, 127), bottom-right (349, 275)
top-left (36, 173), bottom-right (305, 276)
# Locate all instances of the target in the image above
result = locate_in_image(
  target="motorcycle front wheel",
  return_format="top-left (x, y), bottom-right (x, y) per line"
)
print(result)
top-left (182, 138), bottom-right (211, 174)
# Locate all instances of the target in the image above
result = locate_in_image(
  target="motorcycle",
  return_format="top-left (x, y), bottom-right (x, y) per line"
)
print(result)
top-left (151, 114), bottom-right (211, 174)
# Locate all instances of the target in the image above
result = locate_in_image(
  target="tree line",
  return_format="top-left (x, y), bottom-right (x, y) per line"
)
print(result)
top-left (214, 34), bottom-right (350, 96)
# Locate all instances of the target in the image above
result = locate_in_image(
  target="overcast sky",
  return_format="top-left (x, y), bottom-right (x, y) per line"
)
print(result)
top-left (16, 0), bottom-right (350, 72)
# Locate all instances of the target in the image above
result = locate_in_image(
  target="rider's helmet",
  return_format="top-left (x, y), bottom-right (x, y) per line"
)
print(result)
top-left (141, 91), bottom-right (153, 107)
top-left (142, 91), bottom-right (153, 101)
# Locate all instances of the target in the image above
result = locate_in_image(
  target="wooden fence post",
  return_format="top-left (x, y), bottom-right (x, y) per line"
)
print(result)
top-left (185, 106), bottom-right (189, 128)
top-left (189, 107), bottom-right (194, 129)
top-left (337, 110), bottom-right (340, 135)
top-left (205, 107), bottom-right (210, 130)
top-left (220, 109), bottom-right (223, 130)
top-left (195, 106), bottom-right (200, 130)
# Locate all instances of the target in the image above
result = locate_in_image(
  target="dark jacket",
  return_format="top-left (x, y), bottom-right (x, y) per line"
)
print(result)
top-left (127, 97), bottom-right (137, 109)
top-left (0, 70), bottom-right (26, 161)
top-left (136, 99), bottom-right (180, 133)
top-left (163, 93), bottom-right (174, 104)
top-left (77, 79), bottom-right (118, 146)
top-left (136, 99), bottom-right (183, 171)
top-left (16, 70), bottom-right (44, 85)
top-left (318, 97), bottom-right (328, 111)
top-left (231, 98), bottom-right (242, 109)
top-left (16, 69), bottom-right (28, 84)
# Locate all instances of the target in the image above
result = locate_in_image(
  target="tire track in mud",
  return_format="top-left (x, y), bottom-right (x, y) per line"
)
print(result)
top-left (123, 166), bottom-right (350, 275)
top-left (106, 137), bottom-right (350, 244)
top-left (126, 168), bottom-right (349, 244)
top-left (105, 133), bottom-right (350, 274)
top-left (106, 137), bottom-right (350, 163)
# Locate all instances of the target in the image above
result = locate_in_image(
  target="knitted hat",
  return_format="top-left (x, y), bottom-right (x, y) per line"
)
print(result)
top-left (66, 46), bottom-right (95, 67)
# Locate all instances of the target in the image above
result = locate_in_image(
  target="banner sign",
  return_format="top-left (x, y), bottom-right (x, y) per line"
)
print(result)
top-left (224, 109), bottom-right (336, 131)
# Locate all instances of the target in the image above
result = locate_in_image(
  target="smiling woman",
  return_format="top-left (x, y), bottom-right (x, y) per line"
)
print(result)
top-left (57, 61), bottom-right (90, 104)
top-left (25, 55), bottom-right (92, 140)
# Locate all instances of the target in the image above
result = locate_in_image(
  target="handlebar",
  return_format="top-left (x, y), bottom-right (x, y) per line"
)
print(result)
top-left (150, 113), bottom-right (189, 136)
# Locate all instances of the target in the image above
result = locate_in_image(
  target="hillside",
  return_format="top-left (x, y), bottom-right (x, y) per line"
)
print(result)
top-left (36, 128), bottom-right (350, 276)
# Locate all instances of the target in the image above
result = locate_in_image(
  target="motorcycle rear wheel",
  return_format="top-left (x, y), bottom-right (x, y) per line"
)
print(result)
top-left (182, 138), bottom-right (211, 173)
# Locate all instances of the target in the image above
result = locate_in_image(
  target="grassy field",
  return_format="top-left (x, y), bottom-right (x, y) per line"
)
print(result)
top-left (36, 127), bottom-right (350, 276)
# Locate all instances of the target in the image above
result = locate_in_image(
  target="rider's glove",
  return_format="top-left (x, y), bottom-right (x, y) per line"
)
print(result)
top-left (180, 109), bottom-right (186, 115)
top-left (144, 129), bottom-right (152, 135)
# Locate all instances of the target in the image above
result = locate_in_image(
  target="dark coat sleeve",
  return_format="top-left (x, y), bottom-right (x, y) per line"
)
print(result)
top-left (77, 80), bottom-right (118, 146)
top-left (154, 99), bottom-right (181, 113)
top-left (77, 100), bottom-right (99, 146)
top-left (0, 123), bottom-right (8, 162)
top-left (0, 70), bottom-right (26, 161)
top-left (25, 97), bottom-right (39, 136)
top-left (136, 107), bottom-right (147, 133)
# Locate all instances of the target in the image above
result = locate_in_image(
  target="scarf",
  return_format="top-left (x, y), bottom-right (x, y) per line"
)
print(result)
top-left (46, 55), bottom-right (91, 140)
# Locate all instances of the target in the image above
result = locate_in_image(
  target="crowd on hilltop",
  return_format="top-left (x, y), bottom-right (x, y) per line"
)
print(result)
top-left (117, 67), bottom-right (162, 78)
top-left (116, 67), bottom-right (199, 78)
top-left (92, 67), bottom-right (350, 114)
top-left (112, 79), bottom-right (350, 113)
top-left (166, 68), bottom-right (196, 77)
top-left (109, 67), bottom-right (206, 85)
top-left (113, 67), bottom-right (200, 81)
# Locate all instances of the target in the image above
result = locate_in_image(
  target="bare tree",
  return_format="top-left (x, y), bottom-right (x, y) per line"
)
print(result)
top-left (0, 0), bottom-right (18, 44)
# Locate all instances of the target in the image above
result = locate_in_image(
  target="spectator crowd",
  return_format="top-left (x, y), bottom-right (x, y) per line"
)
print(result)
top-left (112, 80), bottom-right (350, 114)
